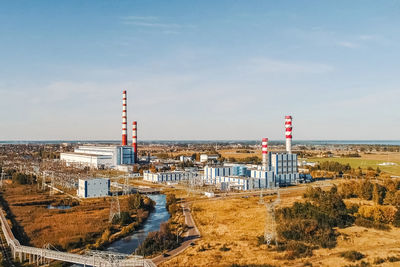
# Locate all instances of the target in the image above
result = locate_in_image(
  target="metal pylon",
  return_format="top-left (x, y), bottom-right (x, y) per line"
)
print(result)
top-left (0, 170), bottom-right (5, 188)
top-left (109, 192), bottom-right (121, 223)
top-left (49, 172), bottom-right (55, 196)
top-left (123, 176), bottom-right (129, 195)
top-left (264, 188), bottom-right (280, 246)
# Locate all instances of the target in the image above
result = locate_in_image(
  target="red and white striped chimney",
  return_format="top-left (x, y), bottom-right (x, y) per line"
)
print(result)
top-left (262, 138), bottom-right (268, 170)
top-left (132, 121), bottom-right (137, 162)
top-left (122, 90), bottom-right (128, 146)
top-left (285, 115), bottom-right (293, 154)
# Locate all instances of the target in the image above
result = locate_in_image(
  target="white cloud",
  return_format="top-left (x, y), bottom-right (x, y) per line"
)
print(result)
top-left (243, 58), bottom-right (334, 74)
top-left (120, 15), bottom-right (191, 29)
top-left (337, 41), bottom-right (359, 48)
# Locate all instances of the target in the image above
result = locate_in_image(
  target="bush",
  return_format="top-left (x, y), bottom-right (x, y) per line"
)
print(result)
top-left (283, 241), bottom-right (313, 259)
top-left (393, 208), bottom-right (400, 227)
top-left (343, 261), bottom-right (371, 267)
top-left (357, 205), bottom-right (396, 224)
top-left (372, 183), bottom-right (386, 205)
top-left (340, 250), bottom-right (365, 262)
top-left (136, 222), bottom-right (178, 256)
top-left (354, 217), bottom-right (390, 231)
top-left (219, 244), bottom-right (230, 251)
top-left (373, 257), bottom-right (385, 264)
top-left (231, 265), bottom-right (276, 267)
top-left (387, 256), bottom-right (400, 262)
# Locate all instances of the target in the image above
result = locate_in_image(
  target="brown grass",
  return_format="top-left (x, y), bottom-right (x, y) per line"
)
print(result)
top-left (0, 184), bottom-right (139, 250)
top-left (161, 181), bottom-right (400, 267)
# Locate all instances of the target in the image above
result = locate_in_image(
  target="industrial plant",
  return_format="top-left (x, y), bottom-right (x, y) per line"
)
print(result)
top-left (60, 90), bottom-right (138, 170)
top-left (203, 116), bottom-right (300, 190)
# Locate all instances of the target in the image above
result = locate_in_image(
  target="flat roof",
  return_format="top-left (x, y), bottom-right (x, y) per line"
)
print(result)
top-left (61, 152), bottom-right (112, 158)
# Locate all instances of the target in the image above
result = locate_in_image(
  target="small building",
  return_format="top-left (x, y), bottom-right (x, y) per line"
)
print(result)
top-left (180, 156), bottom-right (193, 162)
top-left (200, 154), bottom-right (219, 163)
top-left (77, 178), bottom-right (110, 198)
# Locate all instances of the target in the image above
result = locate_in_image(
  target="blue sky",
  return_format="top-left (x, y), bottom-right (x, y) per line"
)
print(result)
top-left (0, 0), bottom-right (399, 140)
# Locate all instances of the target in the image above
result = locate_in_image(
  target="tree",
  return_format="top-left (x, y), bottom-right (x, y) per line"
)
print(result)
top-left (393, 208), bottom-right (400, 227)
top-left (128, 193), bottom-right (142, 211)
top-left (373, 183), bottom-right (386, 205)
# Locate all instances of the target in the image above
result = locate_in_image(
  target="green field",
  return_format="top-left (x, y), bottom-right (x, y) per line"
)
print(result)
top-left (306, 157), bottom-right (400, 176)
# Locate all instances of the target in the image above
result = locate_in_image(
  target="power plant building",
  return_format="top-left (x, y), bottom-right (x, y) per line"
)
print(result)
top-left (77, 178), bottom-right (110, 198)
top-left (60, 145), bottom-right (135, 169)
top-left (203, 115), bottom-right (299, 190)
top-left (60, 90), bottom-right (138, 170)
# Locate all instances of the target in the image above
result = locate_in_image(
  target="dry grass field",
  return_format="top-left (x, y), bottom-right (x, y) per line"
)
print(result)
top-left (0, 184), bottom-right (142, 250)
top-left (161, 185), bottom-right (400, 267)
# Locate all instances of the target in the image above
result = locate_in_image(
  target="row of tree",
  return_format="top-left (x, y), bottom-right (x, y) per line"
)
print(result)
top-left (340, 180), bottom-right (400, 206)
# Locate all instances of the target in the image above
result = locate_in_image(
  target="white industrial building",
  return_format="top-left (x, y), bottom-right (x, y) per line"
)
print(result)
top-left (200, 154), bottom-right (219, 163)
top-left (143, 170), bottom-right (196, 183)
top-left (203, 151), bottom-right (299, 191)
top-left (77, 178), bottom-right (110, 198)
top-left (60, 145), bottom-right (135, 169)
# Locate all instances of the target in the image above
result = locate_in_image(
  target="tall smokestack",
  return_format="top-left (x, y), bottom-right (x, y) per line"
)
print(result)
top-left (132, 121), bottom-right (137, 162)
top-left (285, 115), bottom-right (292, 154)
top-left (122, 90), bottom-right (128, 146)
top-left (262, 138), bottom-right (268, 170)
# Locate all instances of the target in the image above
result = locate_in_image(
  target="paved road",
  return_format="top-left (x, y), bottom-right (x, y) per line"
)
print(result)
top-left (152, 202), bottom-right (200, 265)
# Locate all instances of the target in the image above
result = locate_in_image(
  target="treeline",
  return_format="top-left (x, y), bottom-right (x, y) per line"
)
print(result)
top-left (340, 180), bottom-right (400, 206)
top-left (310, 161), bottom-right (351, 173)
top-left (136, 194), bottom-right (180, 256)
top-left (228, 156), bottom-right (261, 164)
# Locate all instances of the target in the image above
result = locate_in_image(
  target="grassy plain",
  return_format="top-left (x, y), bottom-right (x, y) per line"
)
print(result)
top-left (161, 182), bottom-right (400, 267)
top-left (307, 152), bottom-right (400, 176)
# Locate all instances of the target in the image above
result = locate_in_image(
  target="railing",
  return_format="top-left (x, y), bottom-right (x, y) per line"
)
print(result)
top-left (0, 209), bottom-right (156, 267)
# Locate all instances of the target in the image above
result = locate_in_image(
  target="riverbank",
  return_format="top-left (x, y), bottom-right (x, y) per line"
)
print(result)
top-left (0, 183), bottom-right (154, 253)
top-left (106, 194), bottom-right (170, 254)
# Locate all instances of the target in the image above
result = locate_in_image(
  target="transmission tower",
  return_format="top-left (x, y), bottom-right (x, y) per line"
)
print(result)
top-left (109, 192), bottom-right (121, 223)
top-left (123, 176), bottom-right (130, 195)
top-left (42, 171), bottom-right (47, 190)
top-left (259, 187), bottom-right (264, 204)
top-left (0, 169), bottom-right (5, 188)
top-left (49, 172), bottom-right (55, 196)
top-left (264, 188), bottom-right (280, 246)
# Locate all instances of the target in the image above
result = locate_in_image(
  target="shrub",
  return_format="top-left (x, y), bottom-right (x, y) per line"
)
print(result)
top-left (387, 256), bottom-right (400, 262)
top-left (136, 222), bottom-right (178, 256)
top-left (357, 205), bottom-right (396, 224)
top-left (283, 240), bottom-right (313, 259)
top-left (340, 250), bottom-right (365, 262)
top-left (231, 264), bottom-right (276, 267)
top-left (219, 244), bottom-right (230, 251)
top-left (354, 217), bottom-right (390, 231)
top-left (373, 257), bottom-right (385, 264)
top-left (343, 261), bottom-right (371, 267)
top-left (393, 208), bottom-right (400, 227)
top-left (372, 183), bottom-right (386, 205)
